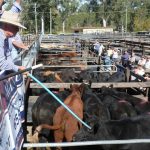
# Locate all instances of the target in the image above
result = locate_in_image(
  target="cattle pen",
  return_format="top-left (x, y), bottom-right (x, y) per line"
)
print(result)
top-left (1, 33), bottom-right (150, 150)
top-left (21, 33), bottom-right (150, 150)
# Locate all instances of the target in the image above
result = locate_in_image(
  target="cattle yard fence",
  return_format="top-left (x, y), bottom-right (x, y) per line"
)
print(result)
top-left (23, 139), bottom-right (150, 148)
top-left (24, 34), bottom-right (150, 149)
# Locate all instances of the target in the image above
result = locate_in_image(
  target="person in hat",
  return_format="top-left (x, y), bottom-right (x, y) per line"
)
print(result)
top-left (0, 0), bottom-right (28, 63)
top-left (0, 10), bottom-right (26, 71)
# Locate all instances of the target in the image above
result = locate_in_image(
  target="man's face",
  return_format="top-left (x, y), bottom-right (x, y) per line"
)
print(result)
top-left (4, 23), bottom-right (19, 37)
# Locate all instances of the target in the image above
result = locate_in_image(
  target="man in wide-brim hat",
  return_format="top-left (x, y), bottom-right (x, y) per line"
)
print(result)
top-left (0, 10), bottom-right (26, 72)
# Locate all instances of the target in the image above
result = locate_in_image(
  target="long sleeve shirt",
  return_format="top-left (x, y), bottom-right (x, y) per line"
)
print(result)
top-left (0, 30), bottom-right (19, 71)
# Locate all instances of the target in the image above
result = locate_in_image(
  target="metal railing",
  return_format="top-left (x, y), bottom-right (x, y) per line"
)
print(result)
top-left (23, 139), bottom-right (150, 148)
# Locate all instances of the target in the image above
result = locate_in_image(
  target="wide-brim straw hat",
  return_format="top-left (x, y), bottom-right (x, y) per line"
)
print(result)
top-left (0, 11), bottom-right (26, 29)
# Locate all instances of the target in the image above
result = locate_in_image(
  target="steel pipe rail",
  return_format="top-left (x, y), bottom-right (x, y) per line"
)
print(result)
top-left (30, 82), bottom-right (150, 89)
top-left (23, 139), bottom-right (150, 148)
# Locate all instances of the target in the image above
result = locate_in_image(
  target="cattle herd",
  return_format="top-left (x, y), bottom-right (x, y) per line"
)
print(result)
top-left (28, 65), bottom-right (150, 150)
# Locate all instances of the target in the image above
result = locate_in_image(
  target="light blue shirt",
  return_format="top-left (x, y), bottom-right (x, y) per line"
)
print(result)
top-left (0, 30), bottom-right (19, 71)
top-left (94, 42), bottom-right (100, 52)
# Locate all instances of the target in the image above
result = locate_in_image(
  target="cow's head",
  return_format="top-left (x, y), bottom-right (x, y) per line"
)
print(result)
top-left (73, 116), bottom-right (101, 141)
top-left (73, 116), bottom-right (114, 142)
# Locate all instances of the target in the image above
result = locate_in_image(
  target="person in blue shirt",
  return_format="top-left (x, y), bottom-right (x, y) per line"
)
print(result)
top-left (0, 0), bottom-right (28, 63)
top-left (121, 51), bottom-right (129, 68)
top-left (93, 40), bottom-right (100, 55)
top-left (102, 53), bottom-right (112, 71)
top-left (75, 40), bottom-right (81, 53)
top-left (0, 11), bottom-right (26, 72)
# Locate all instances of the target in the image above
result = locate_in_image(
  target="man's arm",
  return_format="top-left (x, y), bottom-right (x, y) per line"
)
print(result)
top-left (11, 33), bottom-right (28, 50)
top-left (10, 0), bottom-right (22, 13)
top-left (12, 40), bottom-right (28, 50)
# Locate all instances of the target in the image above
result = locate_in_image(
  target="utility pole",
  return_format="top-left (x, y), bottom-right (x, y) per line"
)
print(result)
top-left (50, 7), bottom-right (52, 34)
top-left (41, 15), bottom-right (44, 35)
top-left (125, 5), bottom-right (127, 33)
top-left (34, 3), bottom-right (38, 35)
top-left (125, 0), bottom-right (128, 33)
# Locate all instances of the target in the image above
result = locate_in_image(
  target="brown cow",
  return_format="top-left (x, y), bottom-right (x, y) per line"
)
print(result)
top-left (59, 52), bottom-right (77, 57)
top-left (39, 52), bottom-right (77, 59)
top-left (42, 70), bottom-right (63, 83)
top-left (33, 84), bottom-right (84, 150)
top-left (53, 84), bottom-right (83, 145)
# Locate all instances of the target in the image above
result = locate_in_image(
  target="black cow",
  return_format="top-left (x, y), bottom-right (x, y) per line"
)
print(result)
top-left (81, 84), bottom-right (110, 121)
top-left (100, 87), bottom-right (144, 107)
top-left (135, 101), bottom-right (150, 114)
top-left (77, 70), bottom-right (93, 83)
top-left (77, 69), bottom-right (111, 83)
top-left (97, 87), bottom-right (137, 120)
top-left (107, 70), bottom-right (125, 82)
top-left (108, 100), bottom-right (137, 120)
top-left (74, 114), bottom-right (150, 150)
top-left (59, 68), bottom-right (78, 82)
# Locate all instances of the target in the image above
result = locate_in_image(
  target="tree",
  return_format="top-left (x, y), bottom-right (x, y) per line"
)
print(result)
top-left (57, 0), bottom-right (79, 33)
top-left (4, 0), bottom-right (150, 33)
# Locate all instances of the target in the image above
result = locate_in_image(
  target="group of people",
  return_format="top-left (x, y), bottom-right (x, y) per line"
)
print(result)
top-left (0, 0), bottom-right (28, 73)
top-left (91, 40), bottom-right (150, 80)
top-left (120, 50), bottom-right (150, 80)
top-left (131, 55), bottom-right (150, 81)
top-left (93, 42), bottom-right (119, 71)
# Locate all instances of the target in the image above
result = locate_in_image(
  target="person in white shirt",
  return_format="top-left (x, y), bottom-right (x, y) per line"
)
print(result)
top-left (138, 56), bottom-right (146, 66)
top-left (130, 52), bottom-right (136, 64)
top-left (107, 47), bottom-right (113, 57)
top-left (93, 40), bottom-right (100, 54)
top-left (144, 57), bottom-right (150, 70)
top-left (112, 49), bottom-right (119, 63)
top-left (131, 65), bottom-right (145, 81)
top-left (98, 43), bottom-right (105, 56)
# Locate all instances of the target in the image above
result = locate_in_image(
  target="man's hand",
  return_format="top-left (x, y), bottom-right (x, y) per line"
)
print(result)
top-left (23, 45), bottom-right (29, 51)
top-left (18, 66), bottom-right (26, 71)
top-left (18, 66), bottom-right (29, 77)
